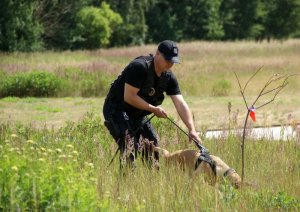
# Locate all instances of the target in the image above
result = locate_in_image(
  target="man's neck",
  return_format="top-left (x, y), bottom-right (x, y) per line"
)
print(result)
top-left (154, 58), bottom-right (162, 77)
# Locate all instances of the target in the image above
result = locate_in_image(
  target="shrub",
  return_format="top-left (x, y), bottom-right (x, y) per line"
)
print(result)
top-left (72, 3), bottom-right (122, 49)
top-left (0, 71), bottom-right (62, 97)
top-left (57, 68), bottom-right (112, 97)
top-left (211, 78), bottom-right (232, 96)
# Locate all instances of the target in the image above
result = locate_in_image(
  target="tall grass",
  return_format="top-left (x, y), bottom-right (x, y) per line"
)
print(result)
top-left (0, 40), bottom-right (299, 210)
top-left (1, 40), bottom-right (299, 97)
top-left (0, 113), bottom-right (299, 211)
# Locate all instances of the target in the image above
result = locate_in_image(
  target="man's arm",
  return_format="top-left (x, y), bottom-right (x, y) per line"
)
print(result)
top-left (170, 94), bottom-right (201, 143)
top-left (124, 83), bottom-right (167, 118)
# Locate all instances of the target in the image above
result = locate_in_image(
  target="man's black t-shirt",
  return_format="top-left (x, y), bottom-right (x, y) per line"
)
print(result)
top-left (107, 55), bottom-right (181, 116)
top-left (125, 60), bottom-right (181, 95)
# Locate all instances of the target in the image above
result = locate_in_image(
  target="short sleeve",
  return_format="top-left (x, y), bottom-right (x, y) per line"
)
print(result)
top-left (166, 72), bottom-right (181, 95)
top-left (125, 62), bottom-right (147, 89)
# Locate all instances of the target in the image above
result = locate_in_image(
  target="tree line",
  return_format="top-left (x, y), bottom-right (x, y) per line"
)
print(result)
top-left (0, 0), bottom-right (299, 52)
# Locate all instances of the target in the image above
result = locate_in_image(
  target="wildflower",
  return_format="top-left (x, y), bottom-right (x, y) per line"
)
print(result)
top-left (38, 158), bottom-right (45, 162)
top-left (40, 147), bottom-right (46, 152)
top-left (56, 148), bottom-right (62, 153)
top-left (72, 151), bottom-right (78, 155)
top-left (11, 166), bottom-right (18, 171)
top-left (58, 166), bottom-right (64, 171)
top-left (66, 144), bottom-right (74, 149)
top-left (11, 134), bottom-right (18, 138)
top-left (85, 162), bottom-right (94, 169)
top-left (26, 140), bottom-right (35, 144)
top-left (58, 154), bottom-right (66, 159)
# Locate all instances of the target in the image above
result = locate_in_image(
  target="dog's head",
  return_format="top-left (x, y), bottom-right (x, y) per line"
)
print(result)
top-left (211, 155), bottom-right (241, 189)
top-left (225, 171), bottom-right (242, 189)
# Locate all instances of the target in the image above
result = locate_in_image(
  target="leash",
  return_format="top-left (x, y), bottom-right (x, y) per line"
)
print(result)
top-left (165, 116), bottom-right (209, 154)
top-left (107, 114), bottom-right (155, 168)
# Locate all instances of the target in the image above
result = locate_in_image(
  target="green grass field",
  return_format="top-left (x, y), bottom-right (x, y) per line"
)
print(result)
top-left (0, 40), bottom-right (300, 211)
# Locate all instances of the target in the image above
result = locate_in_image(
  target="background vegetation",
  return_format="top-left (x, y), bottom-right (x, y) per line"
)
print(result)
top-left (0, 40), bottom-right (299, 210)
top-left (0, 1), bottom-right (299, 207)
top-left (1, 0), bottom-right (300, 51)
top-left (0, 113), bottom-right (299, 211)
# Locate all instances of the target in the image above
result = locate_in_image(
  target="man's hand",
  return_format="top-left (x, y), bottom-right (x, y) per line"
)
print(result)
top-left (188, 130), bottom-right (202, 144)
top-left (152, 106), bottom-right (167, 118)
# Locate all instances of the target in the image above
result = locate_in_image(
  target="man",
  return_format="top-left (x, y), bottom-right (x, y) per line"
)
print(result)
top-left (103, 40), bottom-right (201, 168)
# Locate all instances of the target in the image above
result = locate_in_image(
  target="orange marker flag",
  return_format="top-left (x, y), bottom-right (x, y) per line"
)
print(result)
top-left (249, 107), bottom-right (256, 122)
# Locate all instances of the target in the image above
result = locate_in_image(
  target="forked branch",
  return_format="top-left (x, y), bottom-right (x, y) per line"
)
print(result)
top-left (234, 69), bottom-right (292, 186)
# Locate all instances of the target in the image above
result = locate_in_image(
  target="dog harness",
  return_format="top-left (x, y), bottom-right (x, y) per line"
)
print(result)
top-left (195, 152), bottom-right (217, 176)
top-left (195, 152), bottom-right (237, 178)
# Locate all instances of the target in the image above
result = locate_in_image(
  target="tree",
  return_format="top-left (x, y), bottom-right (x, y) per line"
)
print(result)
top-left (220, 0), bottom-right (264, 40)
top-left (183, 0), bottom-right (224, 40)
top-left (71, 2), bottom-right (122, 49)
top-left (104, 0), bottom-right (150, 46)
top-left (36, 0), bottom-right (91, 50)
top-left (0, 0), bottom-right (43, 51)
top-left (261, 0), bottom-right (300, 40)
top-left (146, 1), bottom-right (181, 43)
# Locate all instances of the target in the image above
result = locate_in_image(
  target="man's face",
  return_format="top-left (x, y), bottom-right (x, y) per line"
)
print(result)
top-left (156, 51), bottom-right (174, 73)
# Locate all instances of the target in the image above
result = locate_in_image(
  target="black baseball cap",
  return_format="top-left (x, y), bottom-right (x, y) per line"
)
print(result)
top-left (158, 40), bottom-right (180, 63)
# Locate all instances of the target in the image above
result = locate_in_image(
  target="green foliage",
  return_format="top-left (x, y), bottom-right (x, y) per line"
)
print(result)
top-left (1, 113), bottom-right (300, 210)
top-left (145, 1), bottom-right (182, 42)
top-left (107, 0), bottom-right (148, 46)
top-left (0, 68), bottom-right (113, 98)
top-left (261, 0), bottom-right (300, 40)
top-left (0, 1), bottom-right (43, 51)
top-left (58, 68), bottom-right (113, 97)
top-left (0, 119), bottom-right (106, 210)
top-left (254, 190), bottom-right (300, 210)
top-left (36, 0), bottom-right (91, 50)
top-left (181, 0), bottom-right (224, 40)
top-left (72, 3), bottom-right (122, 49)
top-left (0, 71), bottom-right (62, 97)
top-left (211, 78), bottom-right (232, 96)
top-left (1, 0), bottom-right (300, 51)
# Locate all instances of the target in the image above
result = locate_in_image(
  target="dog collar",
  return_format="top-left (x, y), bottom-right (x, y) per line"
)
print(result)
top-left (223, 168), bottom-right (236, 177)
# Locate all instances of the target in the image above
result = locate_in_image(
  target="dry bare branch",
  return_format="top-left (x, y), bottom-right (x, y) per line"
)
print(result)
top-left (234, 69), bottom-right (292, 185)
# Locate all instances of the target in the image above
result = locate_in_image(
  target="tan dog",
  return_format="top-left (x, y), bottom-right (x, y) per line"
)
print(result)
top-left (154, 146), bottom-right (241, 189)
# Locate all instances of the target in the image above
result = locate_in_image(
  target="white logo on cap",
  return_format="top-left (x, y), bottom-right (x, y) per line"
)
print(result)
top-left (173, 47), bottom-right (178, 54)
